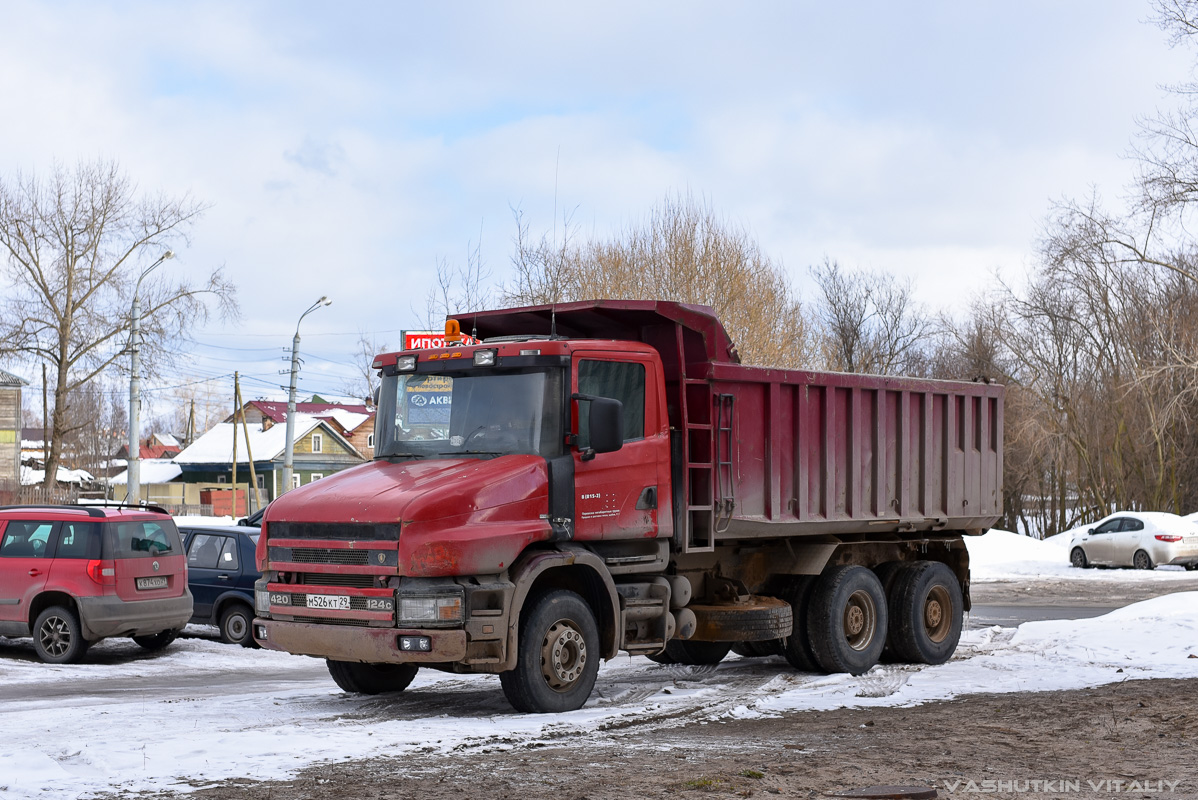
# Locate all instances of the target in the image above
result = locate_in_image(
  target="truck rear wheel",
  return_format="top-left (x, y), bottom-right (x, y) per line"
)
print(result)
top-left (500, 589), bottom-right (600, 713)
top-left (780, 576), bottom-right (820, 672)
top-left (326, 660), bottom-right (419, 695)
top-left (806, 565), bottom-right (887, 675)
top-left (886, 561), bottom-right (963, 665)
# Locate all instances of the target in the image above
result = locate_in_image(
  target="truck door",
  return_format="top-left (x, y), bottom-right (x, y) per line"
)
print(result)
top-left (571, 355), bottom-right (668, 541)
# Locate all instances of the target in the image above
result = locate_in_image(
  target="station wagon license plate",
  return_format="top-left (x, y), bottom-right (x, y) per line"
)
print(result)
top-left (136, 576), bottom-right (168, 590)
top-left (306, 594), bottom-right (350, 610)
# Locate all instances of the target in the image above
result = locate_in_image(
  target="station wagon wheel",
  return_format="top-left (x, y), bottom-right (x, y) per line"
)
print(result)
top-left (33, 606), bottom-right (89, 664)
top-left (1133, 549), bottom-right (1154, 570)
top-left (500, 589), bottom-right (600, 713)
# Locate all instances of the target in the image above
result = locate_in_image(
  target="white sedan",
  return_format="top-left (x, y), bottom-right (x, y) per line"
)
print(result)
top-left (1070, 511), bottom-right (1198, 570)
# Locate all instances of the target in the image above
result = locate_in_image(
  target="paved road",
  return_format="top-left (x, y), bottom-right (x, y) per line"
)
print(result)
top-left (967, 603), bottom-right (1119, 628)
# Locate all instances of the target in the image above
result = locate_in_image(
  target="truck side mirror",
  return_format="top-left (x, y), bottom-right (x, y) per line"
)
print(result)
top-left (572, 394), bottom-right (623, 460)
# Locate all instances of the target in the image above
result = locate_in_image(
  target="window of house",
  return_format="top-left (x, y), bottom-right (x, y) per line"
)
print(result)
top-left (291, 474), bottom-right (300, 489)
top-left (256, 474), bottom-right (265, 490)
top-left (367, 433), bottom-right (374, 448)
top-left (217, 475), bottom-right (227, 484)
top-left (311, 433), bottom-right (323, 453)
top-left (309, 473), bottom-right (323, 482)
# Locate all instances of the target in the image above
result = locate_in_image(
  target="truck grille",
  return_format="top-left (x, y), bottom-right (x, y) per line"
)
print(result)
top-left (290, 548), bottom-right (371, 565)
top-left (268, 522), bottom-right (400, 541)
top-left (298, 572), bottom-right (376, 588)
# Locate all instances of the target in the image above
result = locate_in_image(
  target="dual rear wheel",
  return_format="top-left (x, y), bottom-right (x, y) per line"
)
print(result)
top-left (729, 561), bottom-right (964, 673)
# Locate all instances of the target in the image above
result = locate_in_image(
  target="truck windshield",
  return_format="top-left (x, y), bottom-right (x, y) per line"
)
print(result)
top-left (375, 368), bottom-right (565, 459)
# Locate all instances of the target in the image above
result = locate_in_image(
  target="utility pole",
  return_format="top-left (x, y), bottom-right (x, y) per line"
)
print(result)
top-left (127, 250), bottom-right (174, 505)
top-left (282, 296), bottom-right (331, 494)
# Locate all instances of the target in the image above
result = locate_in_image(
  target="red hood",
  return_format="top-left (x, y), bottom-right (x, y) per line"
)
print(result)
top-left (263, 456), bottom-right (552, 576)
top-left (265, 455), bottom-right (548, 525)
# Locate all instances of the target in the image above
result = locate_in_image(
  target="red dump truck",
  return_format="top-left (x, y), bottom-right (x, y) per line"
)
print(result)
top-left (252, 300), bottom-right (1003, 713)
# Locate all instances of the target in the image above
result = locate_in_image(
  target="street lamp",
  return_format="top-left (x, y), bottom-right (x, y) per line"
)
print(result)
top-left (127, 249), bottom-right (174, 505)
top-left (282, 296), bottom-right (332, 494)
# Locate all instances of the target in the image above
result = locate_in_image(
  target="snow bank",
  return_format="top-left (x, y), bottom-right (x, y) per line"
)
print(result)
top-left (965, 528), bottom-right (1195, 582)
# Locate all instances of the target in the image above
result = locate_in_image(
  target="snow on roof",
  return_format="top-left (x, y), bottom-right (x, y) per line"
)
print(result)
top-left (325, 409), bottom-right (371, 432)
top-left (249, 400), bottom-right (371, 424)
top-left (20, 465), bottom-right (95, 485)
top-left (153, 432), bottom-right (181, 448)
top-left (109, 459), bottom-right (183, 485)
top-left (174, 414), bottom-right (357, 464)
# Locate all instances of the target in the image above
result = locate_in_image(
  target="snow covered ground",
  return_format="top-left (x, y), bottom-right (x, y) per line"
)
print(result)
top-left (1, 522), bottom-right (1196, 798)
top-left (2, 590), bottom-right (1197, 799)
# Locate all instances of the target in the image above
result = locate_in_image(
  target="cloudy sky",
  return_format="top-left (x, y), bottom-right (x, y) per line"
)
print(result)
top-left (0, 0), bottom-right (1191, 411)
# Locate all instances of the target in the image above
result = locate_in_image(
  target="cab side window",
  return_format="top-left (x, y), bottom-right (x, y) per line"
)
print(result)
top-left (578, 360), bottom-right (646, 448)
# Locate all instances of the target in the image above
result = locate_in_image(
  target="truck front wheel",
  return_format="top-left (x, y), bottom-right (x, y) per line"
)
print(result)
top-left (326, 660), bottom-right (419, 694)
top-left (500, 589), bottom-right (600, 713)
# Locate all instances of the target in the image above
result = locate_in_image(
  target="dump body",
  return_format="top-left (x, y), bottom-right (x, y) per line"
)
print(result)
top-left (463, 300), bottom-right (1003, 551)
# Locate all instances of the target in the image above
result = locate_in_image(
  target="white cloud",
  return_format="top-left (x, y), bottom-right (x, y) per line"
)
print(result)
top-left (0, 0), bottom-right (1192, 390)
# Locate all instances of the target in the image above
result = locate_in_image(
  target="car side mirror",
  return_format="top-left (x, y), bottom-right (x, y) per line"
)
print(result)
top-left (1087, 528), bottom-right (1094, 535)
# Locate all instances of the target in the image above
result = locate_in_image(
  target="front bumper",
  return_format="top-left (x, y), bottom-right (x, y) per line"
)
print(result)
top-left (254, 618), bottom-right (467, 664)
top-left (77, 590), bottom-right (194, 640)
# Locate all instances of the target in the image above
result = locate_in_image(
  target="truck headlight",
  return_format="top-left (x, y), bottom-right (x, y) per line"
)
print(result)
top-left (255, 589), bottom-right (271, 614)
top-left (397, 594), bottom-right (463, 626)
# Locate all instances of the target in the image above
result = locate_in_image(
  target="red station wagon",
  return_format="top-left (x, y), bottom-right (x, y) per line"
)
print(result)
top-left (0, 505), bottom-right (193, 663)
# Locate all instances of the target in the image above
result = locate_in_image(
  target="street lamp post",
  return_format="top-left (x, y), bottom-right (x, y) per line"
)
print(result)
top-left (282, 296), bottom-right (332, 494)
top-left (127, 250), bottom-right (174, 505)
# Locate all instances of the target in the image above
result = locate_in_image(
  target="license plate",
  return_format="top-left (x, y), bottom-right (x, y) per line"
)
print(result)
top-left (306, 594), bottom-right (350, 610)
top-left (136, 576), bottom-right (168, 590)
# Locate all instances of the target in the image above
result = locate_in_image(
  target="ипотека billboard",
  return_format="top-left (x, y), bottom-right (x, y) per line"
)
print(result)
top-left (403, 330), bottom-right (480, 350)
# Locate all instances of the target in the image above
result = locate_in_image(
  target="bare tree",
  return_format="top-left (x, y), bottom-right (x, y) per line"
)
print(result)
top-left (810, 259), bottom-right (933, 376)
top-left (422, 224), bottom-right (493, 330)
top-left (341, 333), bottom-right (391, 404)
top-left (0, 160), bottom-right (237, 488)
top-left (502, 192), bottom-right (815, 369)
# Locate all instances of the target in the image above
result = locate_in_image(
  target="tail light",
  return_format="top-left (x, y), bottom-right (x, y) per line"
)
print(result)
top-left (255, 521), bottom-right (268, 571)
top-left (86, 559), bottom-right (116, 586)
top-left (1155, 534), bottom-right (1183, 542)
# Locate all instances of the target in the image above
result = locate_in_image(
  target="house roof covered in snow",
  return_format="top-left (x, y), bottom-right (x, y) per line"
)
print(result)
top-left (174, 414), bottom-right (360, 465)
top-left (109, 459), bottom-right (183, 485)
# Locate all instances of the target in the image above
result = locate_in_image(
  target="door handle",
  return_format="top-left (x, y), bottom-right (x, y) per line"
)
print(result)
top-left (217, 574), bottom-right (230, 581)
top-left (28, 569), bottom-right (43, 577)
